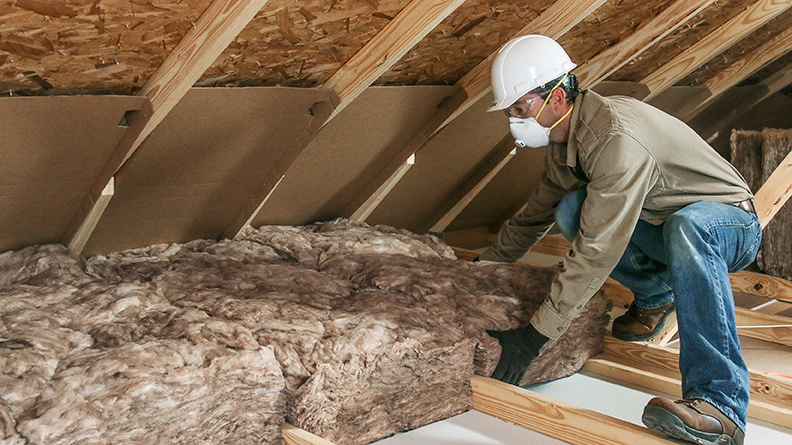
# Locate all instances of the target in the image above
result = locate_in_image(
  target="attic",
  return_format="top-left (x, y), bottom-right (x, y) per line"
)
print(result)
top-left (1, 0), bottom-right (792, 444)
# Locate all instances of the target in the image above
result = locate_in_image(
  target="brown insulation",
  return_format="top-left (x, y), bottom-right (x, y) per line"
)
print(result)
top-left (0, 244), bottom-right (287, 445)
top-left (1, 220), bottom-right (610, 445)
top-left (731, 129), bottom-right (792, 282)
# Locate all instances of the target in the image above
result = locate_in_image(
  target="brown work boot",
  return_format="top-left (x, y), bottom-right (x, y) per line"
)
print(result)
top-left (612, 302), bottom-right (674, 341)
top-left (642, 397), bottom-right (745, 445)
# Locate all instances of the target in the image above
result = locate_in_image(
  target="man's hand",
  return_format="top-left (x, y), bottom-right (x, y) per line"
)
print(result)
top-left (487, 324), bottom-right (549, 385)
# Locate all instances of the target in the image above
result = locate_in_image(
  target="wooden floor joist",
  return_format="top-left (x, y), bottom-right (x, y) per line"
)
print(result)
top-left (471, 376), bottom-right (675, 445)
top-left (583, 336), bottom-right (792, 428)
top-left (282, 423), bottom-right (336, 445)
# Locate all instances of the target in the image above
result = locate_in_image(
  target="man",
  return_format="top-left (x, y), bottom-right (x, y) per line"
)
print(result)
top-left (480, 35), bottom-right (762, 445)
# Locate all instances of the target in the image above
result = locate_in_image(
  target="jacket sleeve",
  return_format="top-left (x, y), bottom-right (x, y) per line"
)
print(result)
top-left (478, 172), bottom-right (569, 263)
top-left (531, 132), bottom-right (658, 339)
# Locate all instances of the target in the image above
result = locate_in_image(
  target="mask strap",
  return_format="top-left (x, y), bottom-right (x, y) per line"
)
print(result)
top-left (548, 103), bottom-right (574, 132)
top-left (534, 73), bottom-right (569, 121)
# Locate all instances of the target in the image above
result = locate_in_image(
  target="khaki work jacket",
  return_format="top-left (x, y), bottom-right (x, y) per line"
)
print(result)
top-left (480, 90), bottom-right (753, 339)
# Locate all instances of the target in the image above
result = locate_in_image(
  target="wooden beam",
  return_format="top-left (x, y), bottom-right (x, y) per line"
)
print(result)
top-left (322, 0), bottom-right (465, 121)
top-left (440, 0), bottom-right (606, 131)
top-left (731, 270), bottom-right (792, 304)
top-left (754, 148), bottom-right (792, 229)
top-left (735, 306), bottom-right (792, 348)
top-left (471, 376), bottom-right (675, 445)
top-left (67, 177), bottom-right (114, 254)
top-left (350, 153), bottom-right (415, 222)
top-left (282, 423), bottom-right (336, 445)
top-left (421, 135), bottom-right (516, 233)
top-left (575, 0), bottom-right (715, 88)
top-left (583, 336), bottom-right (792, 428)
top-left (677, 25), bottom-right (792, 121)
top-left (641, 0), bottom-right (792, 101)
top-left (222, 98), bottom-right (339, 239)
top-left (63, 0), bottom-right (270, 253)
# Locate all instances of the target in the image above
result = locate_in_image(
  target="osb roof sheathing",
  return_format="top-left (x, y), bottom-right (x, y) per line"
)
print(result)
top-left (0, 0), bottom-right (214, 95)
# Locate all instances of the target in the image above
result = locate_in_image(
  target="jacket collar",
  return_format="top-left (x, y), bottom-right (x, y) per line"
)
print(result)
top-left (550, 91), bottom-right (585, 168)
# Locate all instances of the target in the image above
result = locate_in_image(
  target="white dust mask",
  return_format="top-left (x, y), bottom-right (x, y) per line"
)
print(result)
top-left (510, 116), bottom-right (550, 148)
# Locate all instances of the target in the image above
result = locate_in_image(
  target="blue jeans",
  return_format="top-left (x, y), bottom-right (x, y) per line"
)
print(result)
top-left (556, 188), bottom-right (762, 431)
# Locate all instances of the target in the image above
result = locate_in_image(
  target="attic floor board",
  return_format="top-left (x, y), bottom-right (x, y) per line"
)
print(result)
top-left (373, 373), bottom-right (792, 444)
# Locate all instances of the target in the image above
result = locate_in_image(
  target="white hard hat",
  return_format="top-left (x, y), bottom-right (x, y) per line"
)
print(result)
top-left (489, 35), bottom-right (577, 112)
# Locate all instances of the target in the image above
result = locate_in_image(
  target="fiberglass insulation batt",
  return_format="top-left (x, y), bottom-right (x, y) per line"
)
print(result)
top-left (0, 219), bottom-right (610, 445)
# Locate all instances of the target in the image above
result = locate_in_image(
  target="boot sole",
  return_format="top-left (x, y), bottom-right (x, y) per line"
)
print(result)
top-left (642, 405), bottom-right (734, 445)
top-left (613, 308), bottom-right (675, 342)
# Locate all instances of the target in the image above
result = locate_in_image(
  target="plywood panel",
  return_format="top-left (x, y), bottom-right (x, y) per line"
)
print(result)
top-left (0, 0), bottom-right (214, 95)
top-left (254, 85), bottom-right (456, 227)
top-left (365, 91), bottom-right (505, 232)
top-left (0, 95), bottom-right (148, 252)
top-left (199, 0), bottom-right (412, 88)
top-left (83, 87), bottom-right (336, 255)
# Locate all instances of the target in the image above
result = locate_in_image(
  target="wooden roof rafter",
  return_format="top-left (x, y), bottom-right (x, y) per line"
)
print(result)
top-left (64, 0), bottom-right (272, 254)
top-left (675, 25), bottom-right (792, 121)
top-left (640, 0), bottom-right (792, 101)
top-left (320, 0), bottom-right (467, 122)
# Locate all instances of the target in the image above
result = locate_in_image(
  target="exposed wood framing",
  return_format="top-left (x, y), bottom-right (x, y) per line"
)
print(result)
top-left (67, 178), bottom-right (114, 254)
top-left (583, 336), bottom-right (792, 428)
top-left (421, 135), bottom-right (516, 233)
top-left (321, 0), bottom-right (465, 121)
top-left (735, 307), bottom-right (792, 348)
top-left (63, 0), bottom-right (270, 254)
top-left (282, 423), bottom-right (336, 445)
top-left (677, 26), bottom-right (792, 121)
top-left (641, 0), bottom-right (792, 101)
top-left (732, 269), bottom-right (792, 304)
top-left (350, 154), bottom-right (415, 222)
top-left (699, 61), bottom-right (792, 140)
top-left (223, 99), bottom-right (339, 239)
top-left (440, 0), bottom-right (607, 131)
top-left (471, 376), bottom-right (675, 445)
top-left (754, 148), bottom-right (792, 229)
top-left (574, 0), bottom-right (716, 89)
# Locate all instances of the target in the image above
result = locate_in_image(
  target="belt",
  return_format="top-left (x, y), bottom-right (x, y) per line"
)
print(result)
top-left (736, 199), bottom-right (756, 214)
